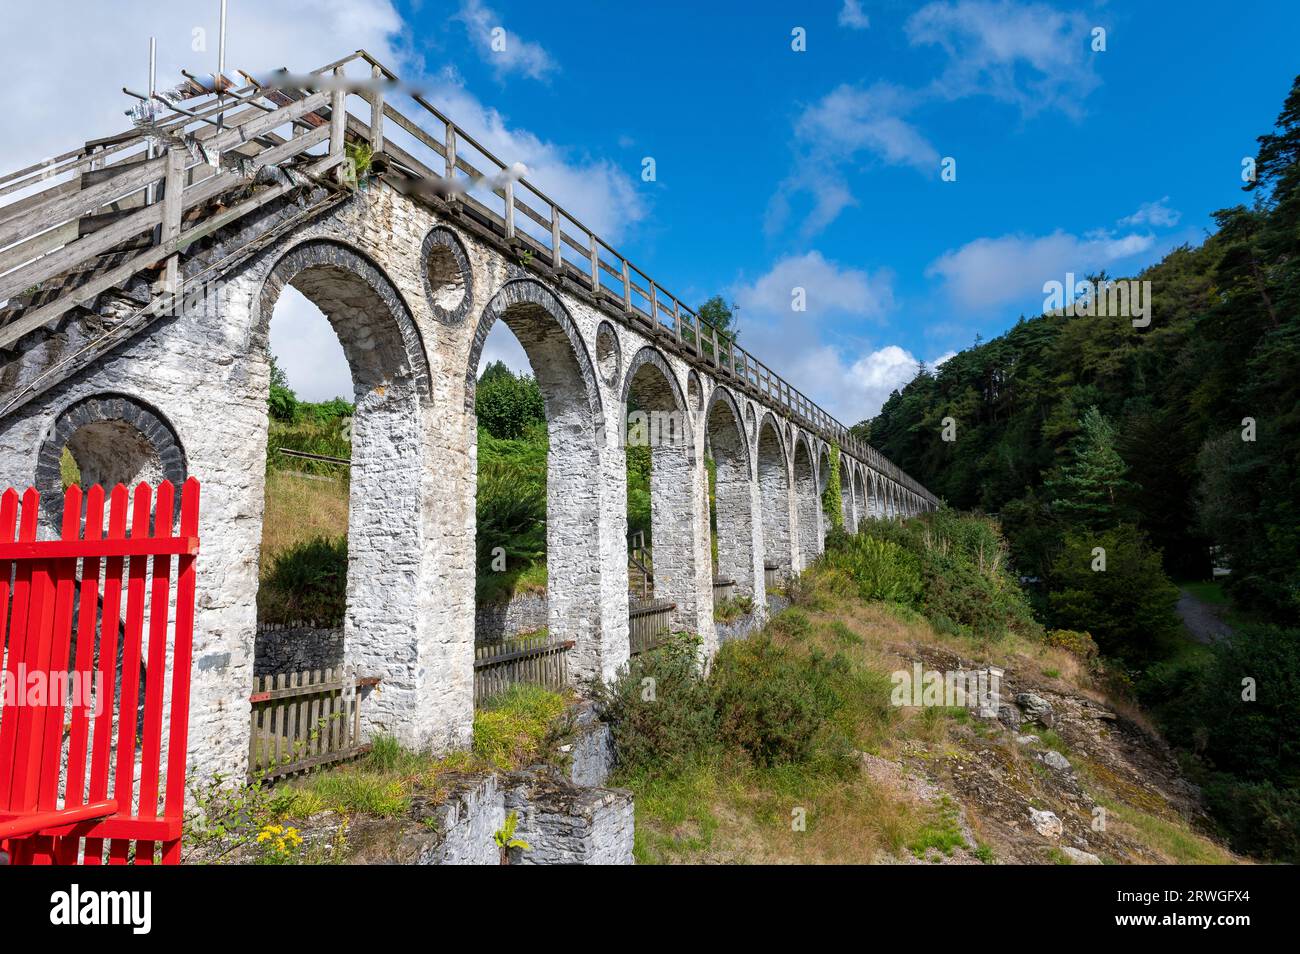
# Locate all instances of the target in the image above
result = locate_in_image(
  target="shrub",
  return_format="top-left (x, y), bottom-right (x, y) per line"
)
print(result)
top-left (258, 536), bottom-right (348, 625)
top-left (588, 634), bottom-right (716, 779)
top-left (1201, 776), bottom-right (1300, 863)
top-left (821, 534), bottom-right (924, 605)
top-left (476, 364), bottom-right (545, 440)
top-left (1199, 623), bottom-right (1300, 784)
top-left (711, 636), bottom-right (852, 767)
top-left (476, 425), bottom-right (547, 572)
top-left (1045, 628), bottom-right (1100, 661)
top-left (1047, 524), bottom-right (1180, 664)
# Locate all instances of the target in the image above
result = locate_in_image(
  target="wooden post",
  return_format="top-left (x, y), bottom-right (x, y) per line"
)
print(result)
top-left (369, 64), bottom-right (385, 153)
top-left (504, 177), bottom-right (515, 240)
top-left (649, 280), bottom-right (658, 325)
top-left (589, 233), bottom-right (600, 291)
top-left (160, 146), bottom-right (185, 301)
top-left (550, 202), bottom-right (562, 269)
top-left (445, 122), bottom-right (458, 204)
top-left (621, 259), bottom-right (631, 311)
top-left (329, 66), bottom-right (346, 185)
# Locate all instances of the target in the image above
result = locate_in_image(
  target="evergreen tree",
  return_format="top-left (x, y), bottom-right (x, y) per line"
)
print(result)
top-left (1043, 406), bottom-right (1132, 530)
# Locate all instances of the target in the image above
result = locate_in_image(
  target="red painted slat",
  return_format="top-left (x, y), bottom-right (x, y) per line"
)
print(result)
top-left (83, 484), bottom-right (129, 866)
top-left (107, 483), bottom-right (153, 866)
top-left (2, 490), bottom-right (42, 837)
top-left (57, 484), bottom-right (105, 864)
top-left (161, 477), bottom-right (200, 865)
top-left (0, 488), bottom-right (18, 805)
top-left (28, 488), bottom-right (83, 864)
top-left (134, 480), bottom-right (175, 865)
top-left (0, 536), bottom-right (199, 559)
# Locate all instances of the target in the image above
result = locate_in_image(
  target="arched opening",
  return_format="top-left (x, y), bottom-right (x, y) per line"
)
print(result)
top-left (757, 415), bottom-right (792, 582)
top-left (839, 456), bottom-right (854, 531)
top-left (705, 388), bottom-right (755, 601)
top-left (793, 435), bottom-right (819, 570)
top-left (817, 443), bottom-right (832, 548)
top-left (467, 280), bottom-right (606, 681)
top-left (623, 347), bottom-right (697, 636)
top-left (852, 465), bottom-right (866, 532)
top-left (39, 394), bottom-right (187, 526)
top-left (255, 240), bottom-right (430, 742)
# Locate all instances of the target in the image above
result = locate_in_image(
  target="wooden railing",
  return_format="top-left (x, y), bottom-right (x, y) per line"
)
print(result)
top-left (764, 564), bottom-right (784, 592)
top-left (0, 48), bottom-right (937, 507)
top-left (629, 598), bottom-right (675, 656)
top-left (473, 633), bottom-right (573, 706)
top-left (248, 668), bottom-right (377, 780)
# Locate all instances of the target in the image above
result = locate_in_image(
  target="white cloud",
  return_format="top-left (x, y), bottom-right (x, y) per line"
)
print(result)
top-left (269, 287), bottom-right (354, 402)
top-left (0, 0), bottom-right (409, 174)
top-left (838, 0), bottom-right (871, 30)
top-left (1, 1), bottom-right (648, 397)
top-left (1119, 196), bottom-right (1181, 229)
top-left (477, 322), bottom-right (533, 378)
top-left (725, 253), bottom-right (947, 422)
top-left (733, 251), bottom-right (895, 322)
top-left (772, 343), bottom-right (956, 423)
top-left (905, 0), bottom-right (1100, 116)
top-left (924, 228), bottom-right (1156, 311)
top-left (766, 84), bottom-right (938, 236)
top-left (417, 70), bottom-right (646, 242)
top-left (453, 0), bottom-right (557, 82)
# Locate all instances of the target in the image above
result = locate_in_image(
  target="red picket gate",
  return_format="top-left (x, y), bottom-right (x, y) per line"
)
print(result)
top-left (0, 478), bottom-right (200, 865)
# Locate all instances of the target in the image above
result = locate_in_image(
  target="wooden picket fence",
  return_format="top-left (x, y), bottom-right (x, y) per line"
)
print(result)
top-left (764, 564), bottom-right (784, 592)
top-left (629, 598), bottom-right (675, 656)
top-left (248, 668), bottom-right (378, 780)
top-left (474, 633), bottom-right (573, 706)
top-left (0, 479), bottom-right (200, 866)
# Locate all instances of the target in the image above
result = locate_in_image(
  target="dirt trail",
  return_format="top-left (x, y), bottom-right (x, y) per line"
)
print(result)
top-left (1176, 589), bottom-right (1233, 645)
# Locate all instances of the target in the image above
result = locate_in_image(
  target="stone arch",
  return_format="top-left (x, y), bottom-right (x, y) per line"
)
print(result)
top-left (792, 433), bottom-right (820, 570)
top-left (466, 279), bottom-right (604, 440)
top-left (839, 453), bottom-right (854, 532)
top-left (421, 225), bottom-right (474, 324)
top-left (816, 442), bottom-right (832, 546)
top-left (705, 387), bottom-right (756, 597)
top-left (467, 278), bottom-right (609, 680)
top-left (756, 412), bottom-right (792, 579)
top-left (258, 239), bottom-right (431, 400)
top-left (594, 320), bottom-right (621, 387)
top-left (256, 238), bottom-right (432, 743)
top-left (852, 463), bottom-right (866, 531)
top-left (621, 345), bottom-right (692, 444)
top-left (36, 392), bottom-right (186, 529)
top-left (623, 345), bottom-right (699, 631)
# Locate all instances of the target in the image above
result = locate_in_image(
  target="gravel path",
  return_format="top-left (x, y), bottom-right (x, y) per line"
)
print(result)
top-left (1176, 589), bottom-right (1234, 644)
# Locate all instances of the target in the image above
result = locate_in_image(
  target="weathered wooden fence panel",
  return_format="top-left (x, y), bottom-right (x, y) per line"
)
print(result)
top-left (473, 633), bottom-right (573, 706)
top-left (764, 564), bottom-right (783, 592)
top-left (712, 578), bottom-right (736, 604)
top-left (628, 598), bottom-right (676, 656)
top-left (248, 668), bottom-right (377, 780)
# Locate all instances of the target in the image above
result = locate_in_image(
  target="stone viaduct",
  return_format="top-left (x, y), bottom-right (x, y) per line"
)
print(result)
top-left (0, 51), bottom-right (937, 780)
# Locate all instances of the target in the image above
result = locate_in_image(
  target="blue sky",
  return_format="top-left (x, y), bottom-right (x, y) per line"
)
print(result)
top-left (5, 1), bottom-right (1297, 420)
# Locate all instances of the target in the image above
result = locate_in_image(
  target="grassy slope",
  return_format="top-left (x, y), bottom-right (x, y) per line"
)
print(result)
top-left (627, 570), bottom-right (1240, 866)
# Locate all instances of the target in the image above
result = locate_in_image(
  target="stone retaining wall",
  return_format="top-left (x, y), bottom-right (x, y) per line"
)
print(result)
top-left (254, 621), bottom-right (345, 677)
top-left (474, 592), bottom-right (549, 643)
